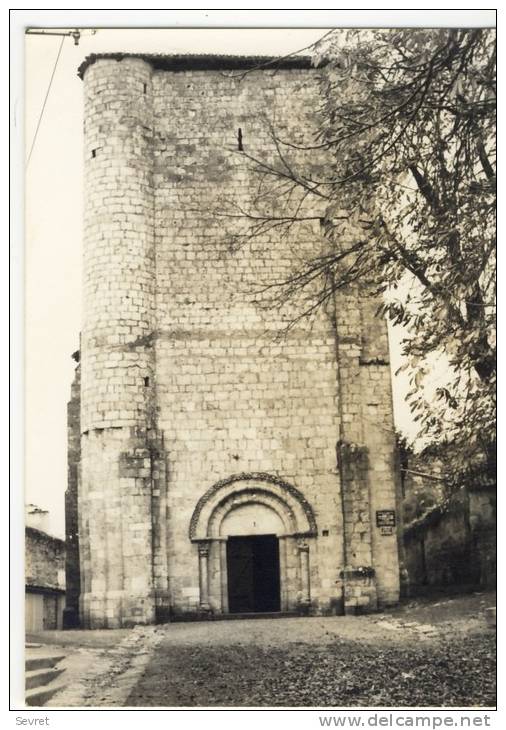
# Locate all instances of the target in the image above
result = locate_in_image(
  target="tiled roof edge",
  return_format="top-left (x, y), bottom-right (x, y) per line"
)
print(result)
top-left (25, 582), bottom-right (65, 594)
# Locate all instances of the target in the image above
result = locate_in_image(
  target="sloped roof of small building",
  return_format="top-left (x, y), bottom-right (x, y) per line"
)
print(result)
top-left (77, 53), bottom-right (314, 79)
top-left (26, 525), bottom-right (65, 547)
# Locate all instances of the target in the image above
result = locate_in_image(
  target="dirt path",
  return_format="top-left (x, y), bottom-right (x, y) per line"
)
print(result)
top-left (42, 626), bottom-right (161, 707)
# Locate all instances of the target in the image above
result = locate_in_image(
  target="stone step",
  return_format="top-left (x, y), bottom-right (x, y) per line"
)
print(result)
top-left (25, 654), bottom-right (65, 672)
top-left (172, 610), bottom-right (300, 622)
top-left (25, 643), bottom-right (42, 649)
top-left (25, 684), bottom-right (66, 707)
top-left (221, 611), bottom-right (300, 621)
top-left (26, 667), bottom-right (65, 690)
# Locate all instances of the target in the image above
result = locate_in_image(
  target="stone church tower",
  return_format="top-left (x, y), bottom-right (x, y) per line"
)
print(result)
top-left (66, 53), bottom-right (402, 629)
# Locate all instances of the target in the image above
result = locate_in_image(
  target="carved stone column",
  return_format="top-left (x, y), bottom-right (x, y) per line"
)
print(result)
top-left (197, 541), bottom-right (211, 611)
top-left (298, 540), bottom-right (311, 609)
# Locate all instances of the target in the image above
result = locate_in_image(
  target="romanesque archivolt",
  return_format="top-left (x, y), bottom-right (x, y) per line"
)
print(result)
top-left (189, 472), bottom-right (318, 541)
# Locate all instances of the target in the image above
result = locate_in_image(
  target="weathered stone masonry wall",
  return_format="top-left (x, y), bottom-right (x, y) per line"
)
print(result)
top-left (26, 527), bottom-right (65, 591)
top-left (152, 67), bottom-right (345, 614)
top-left (78, 56), bottom-right (401, 626)
top-left (151, 65), bottom-right (399, 613)
top-left (404, 487), bottom-right (496, 590)
top-left (25, 527), bottom-right (66, 631)
top-left (332, 290), bottom-right (401, 610)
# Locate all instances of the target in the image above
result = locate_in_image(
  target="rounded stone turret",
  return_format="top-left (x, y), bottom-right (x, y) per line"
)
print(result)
top-left (82, 57), bottom-right (155, 432)
top-left (79, 58), bottom-right (158, 628)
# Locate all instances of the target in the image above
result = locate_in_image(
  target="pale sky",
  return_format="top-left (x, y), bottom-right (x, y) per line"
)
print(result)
top-left (25, 27), bottom-right (419, 538)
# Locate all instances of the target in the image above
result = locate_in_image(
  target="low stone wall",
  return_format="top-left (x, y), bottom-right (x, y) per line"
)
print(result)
top-left (468, 489), bottom-right (497, 588)
top-left (403, 487), bottom-right (495, 591)
top-left (26, 526), bottom-right (65, 591)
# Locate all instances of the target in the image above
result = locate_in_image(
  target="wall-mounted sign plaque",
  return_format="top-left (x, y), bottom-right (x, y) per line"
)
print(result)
top-left (376, 510), bottom-right (396, 528)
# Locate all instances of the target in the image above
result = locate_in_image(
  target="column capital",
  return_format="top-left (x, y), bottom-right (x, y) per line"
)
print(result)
top-left (198, 542), bottom-right (210, 558)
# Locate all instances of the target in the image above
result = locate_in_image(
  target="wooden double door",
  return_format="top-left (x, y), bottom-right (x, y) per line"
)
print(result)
top-left (226, 534), bottom-right (281, 613)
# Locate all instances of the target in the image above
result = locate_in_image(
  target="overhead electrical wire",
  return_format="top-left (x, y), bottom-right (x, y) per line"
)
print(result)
top-left (26, 35), bottom-right (65, 169)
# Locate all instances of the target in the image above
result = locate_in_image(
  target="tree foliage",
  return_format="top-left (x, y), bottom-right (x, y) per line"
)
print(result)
top-left (223, 28), bottom-right (496, 485)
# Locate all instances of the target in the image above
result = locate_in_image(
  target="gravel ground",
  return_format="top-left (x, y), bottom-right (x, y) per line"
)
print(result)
top-left (126, 633), bottom-right (495, 708)
top-left (33, 591), bottom-right (495, 709)
top-left (124, 593), bottom-right (496, 708)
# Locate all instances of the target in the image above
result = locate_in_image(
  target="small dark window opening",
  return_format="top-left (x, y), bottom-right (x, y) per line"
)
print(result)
top-left (91, 148), bottom-right (97, 158)
top-left (322, 529), bottom-right (329, 537)
top-left (237, 128), bottom-right (243, 151)
top-left (143, 83), bottom-right (147, 94)
top-left (144, 376), bottom-right (150, 387)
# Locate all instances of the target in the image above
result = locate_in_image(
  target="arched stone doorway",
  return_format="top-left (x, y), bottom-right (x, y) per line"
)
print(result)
top-left (189, 473), bottom-right (317, 614)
